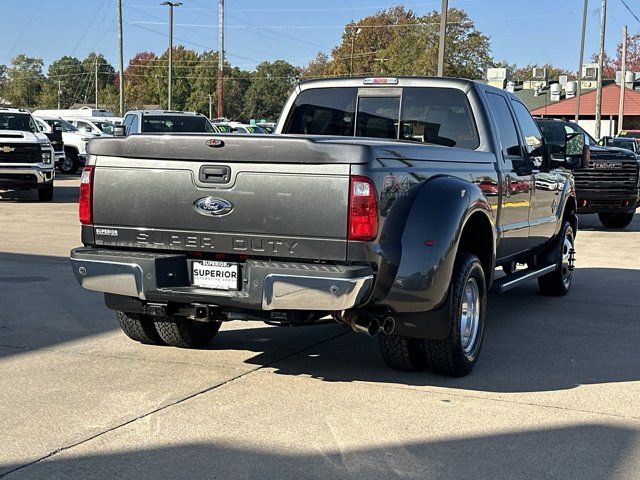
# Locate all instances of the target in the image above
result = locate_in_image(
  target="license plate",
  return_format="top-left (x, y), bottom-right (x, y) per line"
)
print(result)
top-left (192, 261), bottom-right (239, 290)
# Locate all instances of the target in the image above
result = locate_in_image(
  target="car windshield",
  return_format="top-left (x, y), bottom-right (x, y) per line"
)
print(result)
top-left (45, 118), bottom-right (78, 132)
top-left (245, 125), bottom-right (266, 134)
top-left (619, 131), bottom-right (640, 138)
top-left (95, 122), bottom-right (114, 135)
top-left (611, 139), bottom-right (637, 151)
top-left (0, 113), bottom-right (38, 133)
top-left (141, 115), bottom-right (215, 133)
top-left (537, 121), bottom-right (596, 147)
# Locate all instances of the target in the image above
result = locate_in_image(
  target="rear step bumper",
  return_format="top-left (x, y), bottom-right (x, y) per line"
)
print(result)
top-left (70, 247), bottom-right (373, 311)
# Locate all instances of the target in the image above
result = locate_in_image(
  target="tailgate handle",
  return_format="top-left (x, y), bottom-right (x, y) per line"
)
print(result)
top-left (199, 165), bottom-right (231, 184)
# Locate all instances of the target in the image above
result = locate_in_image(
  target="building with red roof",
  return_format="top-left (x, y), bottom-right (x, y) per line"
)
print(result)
top-left (530, 84), bottom-right (640, 133)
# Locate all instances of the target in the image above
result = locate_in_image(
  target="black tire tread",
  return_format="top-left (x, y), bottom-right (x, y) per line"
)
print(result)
top-left (378, 334), bottom-right (427, 372)
top-left (538, 221), bottom-right (573, 296)
top-left (424, 253), bottom-right (484, 377)
top-left (598, 212), bottom-right (634, 229)
top-left (154, 317), bottom-right (221, 348)
top-left (116, 311), bottom-right (163, 344)
top-left (37, 185), bottom-right (54, 202)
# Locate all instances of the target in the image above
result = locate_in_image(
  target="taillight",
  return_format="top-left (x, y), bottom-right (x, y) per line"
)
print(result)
top-left (348, 175), bottom-right (378, 241)
top-left (79, 166), bottom-right (94, 225)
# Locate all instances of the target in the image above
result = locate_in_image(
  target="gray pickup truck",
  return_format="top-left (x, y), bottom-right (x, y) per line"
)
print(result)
top-left (70, 77), bottom-right (587, 376)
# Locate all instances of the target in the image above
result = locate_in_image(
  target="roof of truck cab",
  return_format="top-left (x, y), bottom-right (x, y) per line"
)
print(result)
top-left (297, 76), bottom-right (479, 90)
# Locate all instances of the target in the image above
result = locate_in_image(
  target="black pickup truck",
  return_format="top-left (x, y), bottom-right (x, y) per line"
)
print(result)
top-left (536, 118), bottom-right (639, 229)
top-left (70, 77), bottom-right (587, 376)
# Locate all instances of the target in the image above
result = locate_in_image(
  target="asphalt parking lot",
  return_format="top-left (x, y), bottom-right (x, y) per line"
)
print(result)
top-left (1, 176), bottom-right (639, 479)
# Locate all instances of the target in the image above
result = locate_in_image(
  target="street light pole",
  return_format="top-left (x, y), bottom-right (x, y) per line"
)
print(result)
top-left (349, 27), bottom-right (361, 77)
top-left (575, 0), bottom-right (588, 123)
top-left (618, 25), bottom-right (628, 135)
top-left (594, 0), bottom-right (607, 139)
top-left (437, 0), bottom-right (448, 77)
top-left (117, 0), bottom-right (125, 116)
top-left (161, 1), bottom-right (182, 110)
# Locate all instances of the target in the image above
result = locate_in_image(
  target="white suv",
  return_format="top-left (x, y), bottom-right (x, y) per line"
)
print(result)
top-left (0, 108), bottom-right (55, 201)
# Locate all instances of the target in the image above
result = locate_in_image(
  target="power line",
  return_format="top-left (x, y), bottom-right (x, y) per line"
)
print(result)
top-left (619, 0), bottom-right (640, 24)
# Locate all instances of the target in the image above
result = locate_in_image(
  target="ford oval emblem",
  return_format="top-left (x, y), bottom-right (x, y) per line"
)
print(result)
top-left (193, 197), bottom-right (233, 216)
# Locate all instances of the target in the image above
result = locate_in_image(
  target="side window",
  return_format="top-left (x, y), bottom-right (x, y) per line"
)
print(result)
top-left (510, 100), bottom-right (544, 158)
top-left (123, 115), bottom-right (133, 134)
top-left (485, 92), bottom-right (521, 158)
top-left (130, 115), bottom-right (139, 134)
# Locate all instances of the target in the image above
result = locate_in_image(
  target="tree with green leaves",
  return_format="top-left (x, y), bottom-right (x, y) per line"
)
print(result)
top-left (38, 56), bottom-right (84, 108)
top-left (380, 8), bottom-right (493, 78)
top-left (242, 60), bottom-right (299, 121)
top-left (3, 54), bottom-right (44, 107)
top-left (327, 6), bottom-right (416, 77)
top-left (81, 52), bottom-right (116, 106)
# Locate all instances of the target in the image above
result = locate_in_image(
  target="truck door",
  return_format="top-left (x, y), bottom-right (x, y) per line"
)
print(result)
top-left (510, 100), bottom-right (559, 247)
top-left (484, 92), bottom-right (533, 259)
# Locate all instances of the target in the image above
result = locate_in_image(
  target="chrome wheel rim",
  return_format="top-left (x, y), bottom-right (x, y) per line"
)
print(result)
top-left (460, 277), bottom-right (480, 354)
top-left (561, 231), bottom-right (574, 288)
top-left (61, 158), bottom-right (73, 172)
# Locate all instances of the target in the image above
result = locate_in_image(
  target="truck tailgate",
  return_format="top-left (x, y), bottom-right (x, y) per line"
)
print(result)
top-left (90, 155), bottom-right (352, 261)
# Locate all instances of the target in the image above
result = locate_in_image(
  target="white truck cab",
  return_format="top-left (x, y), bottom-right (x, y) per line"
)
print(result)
top-left (33, 116), bottom-right (96, 174)
top-left (0, 108), bottom-right (55, 201)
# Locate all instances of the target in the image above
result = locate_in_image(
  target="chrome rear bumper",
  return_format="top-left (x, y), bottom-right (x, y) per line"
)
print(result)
top-left (70, 247), bottom-right (373, 311)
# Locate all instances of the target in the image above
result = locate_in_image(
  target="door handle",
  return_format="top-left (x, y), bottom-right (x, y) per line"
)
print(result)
top-left (199, 165), bottom-right (231, 184)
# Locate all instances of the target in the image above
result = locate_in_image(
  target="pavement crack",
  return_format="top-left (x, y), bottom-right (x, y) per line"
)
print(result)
top-left (0, 329), bottom-right (349, 478)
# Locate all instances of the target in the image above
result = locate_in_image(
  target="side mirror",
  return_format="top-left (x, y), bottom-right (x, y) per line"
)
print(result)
top-left (113, 125), bottom-right (126, 137)
top-left (563, 132), bottom-right (588, 169)
top-left (599, 136), bottom-right (612, 147)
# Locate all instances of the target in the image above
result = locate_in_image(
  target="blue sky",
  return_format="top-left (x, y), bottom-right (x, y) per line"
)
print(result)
top-left (0, 0), bottom-right (638, 72)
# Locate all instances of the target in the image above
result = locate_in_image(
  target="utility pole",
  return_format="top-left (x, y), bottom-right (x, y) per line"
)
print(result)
top-left (618, 25), bottom-right (627, 135)
top-left (575, 0), bottom-right (588, 123)
top-left (349, 26), bottom-right (361, 76)
top-left (162, 1), bottom-right (182, 110)
top-left (94, 56), bottom-right (99, 109)
top-left (118, 0), bottom-right (125, 116)
top-left (208, 93), bottom-right (213, 119)
top-left (57, 80), bottom-right (61, 109)
top-left (217, 0), bottom-right (224, 118)
top-left (595, 0), bottom-right (607, 139)
top-left (437, 0), bottom-right (448, 77)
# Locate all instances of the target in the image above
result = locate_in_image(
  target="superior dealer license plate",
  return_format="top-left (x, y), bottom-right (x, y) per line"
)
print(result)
top-left (192, 261), bottom-right (239, 290)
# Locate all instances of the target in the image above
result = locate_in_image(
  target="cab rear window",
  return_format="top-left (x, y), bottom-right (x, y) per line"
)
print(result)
top-left (283, 86), bottom-right (479, 150)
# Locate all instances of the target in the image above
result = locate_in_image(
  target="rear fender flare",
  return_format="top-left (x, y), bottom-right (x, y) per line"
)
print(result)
top-left (378, 175), bottom-right (494, 314)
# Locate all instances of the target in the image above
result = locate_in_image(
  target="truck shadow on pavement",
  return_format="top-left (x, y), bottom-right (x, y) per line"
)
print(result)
top-left (1, 251), bottom-right (639, 394)
top-left (0, 424), bottom-right (636, 479)
top-left (0, 186), bottom-right (79, 204)
top-left (221, 265), bottom-right (640, 393)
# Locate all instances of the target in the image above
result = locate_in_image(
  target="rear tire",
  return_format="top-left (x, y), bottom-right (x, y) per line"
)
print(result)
top-left (37, 184), bottom-right (53, 202)
top-left (59, 150), bottom-right (79, 174)
top-left (378, 252), bottom-right (487, 377)
top-left (538, 221), bottom-right (575, 296)
top-left (598, 211), bottom-right (634, 229)
top-left (154, 315), bottom-right (221, 348)
top-left (116, 311), bottom-right (164, 344)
